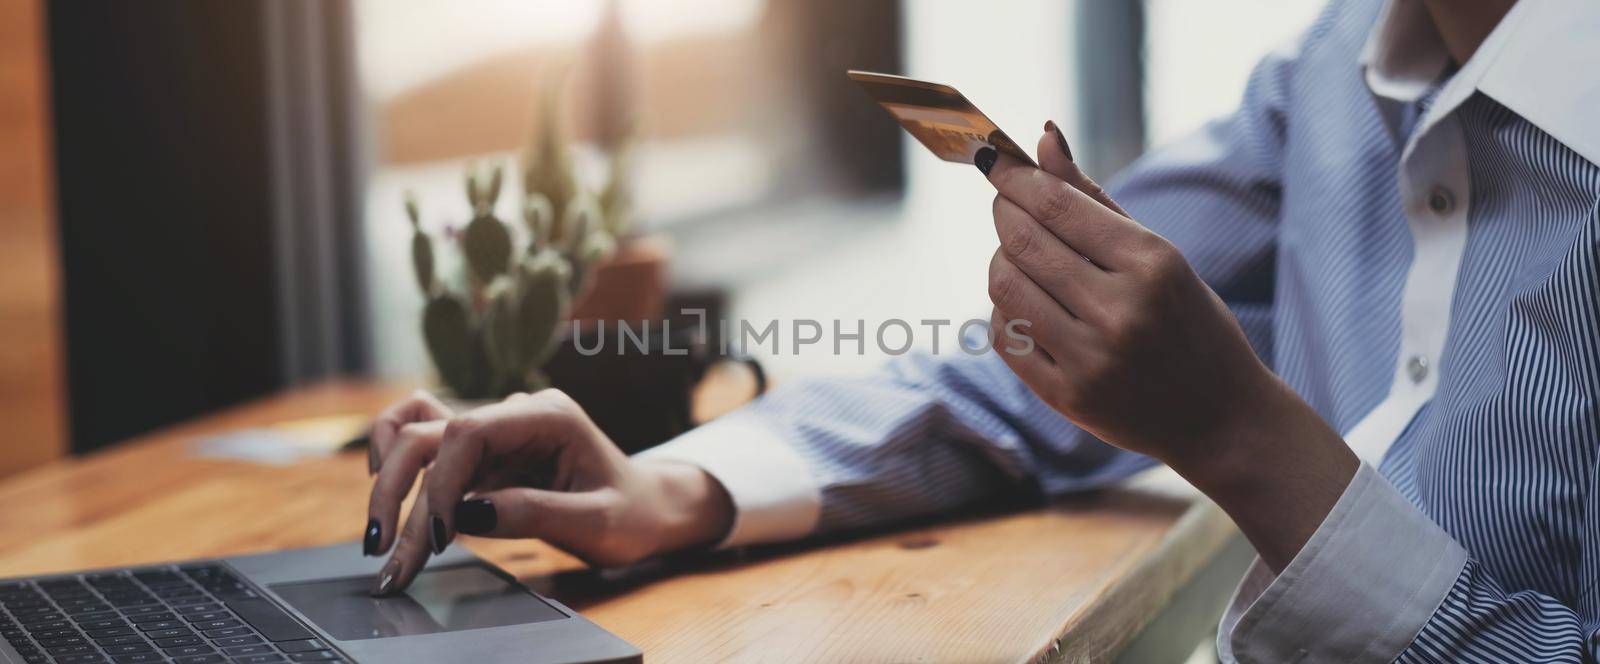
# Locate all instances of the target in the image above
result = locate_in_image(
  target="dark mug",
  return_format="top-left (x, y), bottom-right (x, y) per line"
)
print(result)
top-left (542, 324), bottom-right (764, 455)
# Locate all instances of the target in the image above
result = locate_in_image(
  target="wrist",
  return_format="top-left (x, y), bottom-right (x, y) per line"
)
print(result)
top-left (1167, 376), bottom-right (1359, 571)
top-left (637, 459), bottom-right (736, 556)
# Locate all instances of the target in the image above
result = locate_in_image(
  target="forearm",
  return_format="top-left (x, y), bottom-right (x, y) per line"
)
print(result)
top-left (638, 348), bottom-right (1155, 551)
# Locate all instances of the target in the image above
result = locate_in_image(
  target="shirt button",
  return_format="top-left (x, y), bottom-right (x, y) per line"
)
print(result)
top-left (1427, 187), bottom-right (1455, 215)
top-left (1406, 354), bottom-right (1429, 384)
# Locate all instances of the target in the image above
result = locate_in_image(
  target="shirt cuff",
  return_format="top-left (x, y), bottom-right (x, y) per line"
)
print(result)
top-left (1218, 462), bottom-right (1469, 663)
top-left (635, 414), bottom-right (822, 549)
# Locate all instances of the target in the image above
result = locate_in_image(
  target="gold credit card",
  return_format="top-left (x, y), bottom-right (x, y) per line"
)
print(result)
top-left (847, 70), bottom-right (1037, 168)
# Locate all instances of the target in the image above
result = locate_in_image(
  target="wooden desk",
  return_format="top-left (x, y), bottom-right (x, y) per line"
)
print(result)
top-left (0, 381), bottom-right (1245, 663)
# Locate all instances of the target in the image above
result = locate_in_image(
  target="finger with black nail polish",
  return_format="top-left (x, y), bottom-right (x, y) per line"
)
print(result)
top-left (372, 558), bottom-right (402, 596)
top-left (1043, 120), bottom-right (1074, 161)
top-left (363, 519), bottom-right (381, 556)
top-left (974, 147), bottom-right (997, 175)
top-left (429, 515), bottom-right (449, 554)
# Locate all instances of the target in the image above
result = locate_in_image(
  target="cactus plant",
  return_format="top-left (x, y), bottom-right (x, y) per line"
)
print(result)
top-left (460, 166), bottom-right (513, 283)
top-left (421, 292), bottom-right (486, 397)
top-left (405, 193), bottom-right (435, 295)
top-left (523, 76), bottom-right (581, 247)
top-left (405, 76), bottom-right (634, 398)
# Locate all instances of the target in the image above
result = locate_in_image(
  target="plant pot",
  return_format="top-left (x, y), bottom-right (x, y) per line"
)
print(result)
top-left (572, 233), bottom-right (671, 325)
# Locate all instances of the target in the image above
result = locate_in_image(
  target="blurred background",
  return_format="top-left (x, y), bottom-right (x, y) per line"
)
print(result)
top-left (1, 0), bottom-right (1321, 474)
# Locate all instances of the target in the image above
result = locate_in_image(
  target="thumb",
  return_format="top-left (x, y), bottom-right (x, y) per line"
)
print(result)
top-left (452, 487), bottom-right (611, 551)
top-left (1037, 120), bottom-right (1131, 219)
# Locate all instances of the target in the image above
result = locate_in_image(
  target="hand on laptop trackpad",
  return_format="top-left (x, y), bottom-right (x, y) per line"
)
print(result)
top-left (270, 565), bottom-right (565, 641)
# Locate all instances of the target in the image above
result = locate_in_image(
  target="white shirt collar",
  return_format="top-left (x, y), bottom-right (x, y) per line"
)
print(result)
top-left (1359, 0), bottom-right (1600, 166)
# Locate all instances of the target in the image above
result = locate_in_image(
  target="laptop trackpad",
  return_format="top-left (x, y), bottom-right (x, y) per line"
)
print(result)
top-left (270, 564), bottom-right (566, 641)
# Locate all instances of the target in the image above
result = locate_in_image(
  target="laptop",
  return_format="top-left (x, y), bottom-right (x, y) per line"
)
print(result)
top-left (0, 543), bottom-right (641, 664)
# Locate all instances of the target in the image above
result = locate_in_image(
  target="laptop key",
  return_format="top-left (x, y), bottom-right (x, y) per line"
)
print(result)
top-left (64, 603), bottom-right (113, 615)
top-left (30, 627), bottom-right (81, 640)
top-left (132, 571), bottom-right (184, 585)
top-left (94, 634), bottom-right (148, 646)
top-left (182, 611), bottom-right (231, 623)
top-left (86, 626), bottom-right (135, 638)
top-left (112, 653), bottom-right (165, 663)
top-left (192, 618), bottom-right (242, 631)
top-left (53, 653), bottom-right (108, 664)
top-left (224, 644), bottom-right (275, 656)
top-left (37, 634), bottom-right (88, 647)
top-left (144, 627), bottom-right (194, 639)
top-left (287, 653), bottom-right (342, 662)
top-left (118, 605), bottom-right (170, 616)
top-left (102, 642), bottom-right (154, 654)
top-left (21, 620), bottom-right (70, 632)
top-left (214, 635), bottom-right (264, 647)
top-left (155, 635), bottom-right (204, 647)
top-left (222, 598), bottom-right (312, 642)
top-left (168, 595), bottom-right (215, 606)
top-left (46, 643), bottom-right (95, 656)
top-left (153, 587), bottom-right (202, 599)
top-left (78, 618), bottom-right (128, 631)
top-left (176, 603), bottom-right (224, 615)
top-left (46, 588), bottom-right (94, 599)
top-left (275, 639), bottom-right (328, 653)
top-left (171, 655), bottom-right (226, 664)
top-left (203, 626), bottom-right (252, 638)
top-left (234, 655), bottom-right (287, 663)
top-left (136, 621), bottom-right (183, 632)
top-left (164, 643), bottom-right (216, 657)
top-left (72, 612), bottom-right (121, 624)
top-left (126, 612), bottom-right (175, 624)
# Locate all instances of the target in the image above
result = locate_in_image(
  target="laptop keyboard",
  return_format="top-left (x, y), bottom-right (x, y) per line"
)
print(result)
top-left (0, 564), bottom-right (345, 664)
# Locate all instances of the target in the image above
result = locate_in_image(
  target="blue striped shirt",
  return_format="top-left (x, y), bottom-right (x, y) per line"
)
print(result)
top-left (647, 0), bottom-right (1600, 659)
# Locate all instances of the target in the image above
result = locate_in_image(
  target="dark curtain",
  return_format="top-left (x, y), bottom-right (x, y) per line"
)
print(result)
top-left (48, 0), bottom-right (367, 453)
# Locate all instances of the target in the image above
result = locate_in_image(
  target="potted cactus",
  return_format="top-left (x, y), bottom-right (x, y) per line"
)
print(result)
top-left (407, 65), bottom-right (663, 400)
top-left (407, 158), bottom-right (615, 399)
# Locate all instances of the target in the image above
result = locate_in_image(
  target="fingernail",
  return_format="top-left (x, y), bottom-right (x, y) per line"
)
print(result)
top-left (455, 499), bottom-right (497, 535)
top-left (974, 147), bottom-right (997, 175)
top-left (363, 519), bottom-right (381, 556)
top-left (429, 515), bottom-right (449, 554)
top-left (372, 558), bottom-right (401, 596)
top-left (1043, 120), bottom-right (1074, 161)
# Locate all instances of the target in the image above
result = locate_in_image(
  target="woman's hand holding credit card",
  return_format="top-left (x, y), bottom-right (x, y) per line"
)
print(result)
top-left (851, 71), bottom-right (1357, 570)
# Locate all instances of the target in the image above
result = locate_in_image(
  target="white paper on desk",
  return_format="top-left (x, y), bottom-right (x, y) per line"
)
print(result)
top-left (191, 413), bottom-right (368, 465)
top-left (192, 429), bottom-right (336, 465)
